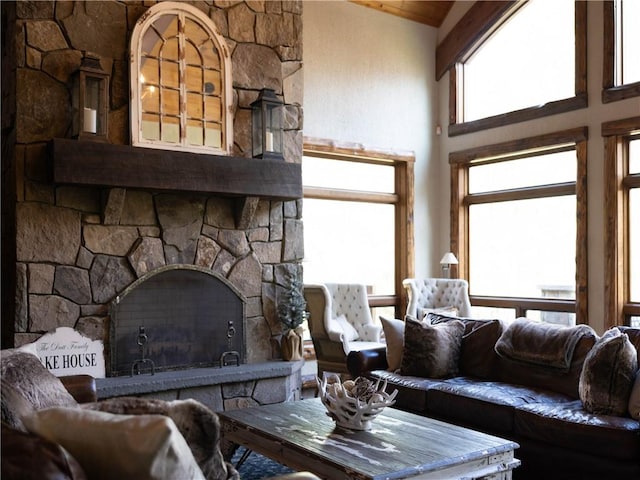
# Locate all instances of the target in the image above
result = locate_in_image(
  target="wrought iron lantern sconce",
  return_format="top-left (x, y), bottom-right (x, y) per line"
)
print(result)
top-left (251, 88), bottom-right (284, 160)
top-left (71, 52), bottom-right (109, 141)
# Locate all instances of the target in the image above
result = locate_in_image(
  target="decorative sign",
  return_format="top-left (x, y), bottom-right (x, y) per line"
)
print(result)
top-left (32, 327), bottom-right (105, 378)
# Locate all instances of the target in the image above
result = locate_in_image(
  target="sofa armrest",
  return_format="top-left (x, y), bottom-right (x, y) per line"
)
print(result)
top-left (60, 375), bottom-right (97, 403)
top-left (347, 347), bottom-right (388, 378)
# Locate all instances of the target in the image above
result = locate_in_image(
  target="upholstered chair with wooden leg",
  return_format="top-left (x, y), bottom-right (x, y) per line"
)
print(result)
top-left (303, 283), bottom-right (385, 379)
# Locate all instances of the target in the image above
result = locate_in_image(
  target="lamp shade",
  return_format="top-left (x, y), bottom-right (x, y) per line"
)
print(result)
top-left (440, 252), bottom-right (458, 265)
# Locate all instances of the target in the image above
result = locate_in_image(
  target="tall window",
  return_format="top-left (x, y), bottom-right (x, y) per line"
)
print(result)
top-left (130, 2), bottom-right (233, 154)
top-left (603, 0), bottom-right (640, 103)
top-left (442, 1), bottom-right (586, 136)
top-left (451, 128), bottom-right (588, 324)
top-left (604, 117), bottom-right (640, 327)
top-left (302, 140), bottom-right (414, 319)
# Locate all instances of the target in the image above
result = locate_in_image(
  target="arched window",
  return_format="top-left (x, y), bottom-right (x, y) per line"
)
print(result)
top-left (130, 2), bottom-right (233, 154)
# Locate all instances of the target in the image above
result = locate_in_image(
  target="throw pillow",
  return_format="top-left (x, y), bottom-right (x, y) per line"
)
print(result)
top-left (459, 319), bottom-right (504, 379)
top-left (23, 407), bottom-right (206, 480)
top-left (628, 369), bottom-right (640, 420)
top-left (579, 329), bottom-right (637, 416)
top-left (494, 318), bottom-right (595, 371)
top-left (327, 314), bottom-right (359, 342)
top-left (380, 316), bottom-right (405, 372)
top-left (417, 306), bottom-right (458, 321)
top-left (336, 314), bottom-right (359, 341)
top-left (400, 317), bottom-right (465, 378)
top-left (0, 349), bottom-right (77, 431)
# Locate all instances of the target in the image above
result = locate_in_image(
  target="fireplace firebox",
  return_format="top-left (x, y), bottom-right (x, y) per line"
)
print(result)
top-left (109, 265), bottom-right (246, 377)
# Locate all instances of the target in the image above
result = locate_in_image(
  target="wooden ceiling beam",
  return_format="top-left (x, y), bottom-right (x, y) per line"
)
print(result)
top-left (350, 1), bottom-right (454, 28)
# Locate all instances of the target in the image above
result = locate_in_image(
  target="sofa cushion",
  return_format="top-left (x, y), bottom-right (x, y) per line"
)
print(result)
top-left (495, 318), bottom-right (595, 371)
top-left (380, 316), bottom-right (404, 372)
top-left (368, 369), bottom-right (445, 414)
top-left (0, 350), bottom-right (77, 431)
top-left (579, 328), bottom-right (637, 415)
top-left (23, 407), bottom-right (206, 480)
top-left (400, 318), bottom-right (464, 378)
top-left (427, 377), bottom-right (574, 434)
top-left (514, 400), bottom-right (640, 461)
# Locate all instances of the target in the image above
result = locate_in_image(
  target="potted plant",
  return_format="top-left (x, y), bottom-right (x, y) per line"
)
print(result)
top-left (277, 267), bottom-right (307, 361)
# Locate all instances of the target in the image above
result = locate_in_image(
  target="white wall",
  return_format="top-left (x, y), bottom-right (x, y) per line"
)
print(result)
top-left (303, 0), bottom-right (440, 279)
top-left (437, 1), bottom-right (640, 333)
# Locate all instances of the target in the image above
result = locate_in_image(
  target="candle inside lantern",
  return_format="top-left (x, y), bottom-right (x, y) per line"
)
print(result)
top-left (83, 107), bottom-right (97, 134)
top-left (265, 131), bottom-right (274, 151)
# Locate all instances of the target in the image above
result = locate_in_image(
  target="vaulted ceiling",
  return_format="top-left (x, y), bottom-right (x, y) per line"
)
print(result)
top-left (350, 1), bottom-right (455, 27)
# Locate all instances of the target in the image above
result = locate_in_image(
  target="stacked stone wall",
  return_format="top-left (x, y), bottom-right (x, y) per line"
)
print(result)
top-left (7, 0), bottom-right (304, 364)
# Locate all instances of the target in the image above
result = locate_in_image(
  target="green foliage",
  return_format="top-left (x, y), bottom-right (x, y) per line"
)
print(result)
top-left (278, 268), bottom-right (307, 331)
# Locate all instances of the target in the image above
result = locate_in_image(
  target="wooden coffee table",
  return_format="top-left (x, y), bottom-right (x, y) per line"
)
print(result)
top-left (219, 398), bottom-right (520, 479)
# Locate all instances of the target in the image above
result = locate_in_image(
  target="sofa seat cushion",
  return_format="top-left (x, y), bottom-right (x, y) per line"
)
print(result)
top-left (427, 377), bottom-right (574, 434)
top-left (514, 400), bottom-right (640, 461)
top-left (369, 370), bottom-right (445, 413)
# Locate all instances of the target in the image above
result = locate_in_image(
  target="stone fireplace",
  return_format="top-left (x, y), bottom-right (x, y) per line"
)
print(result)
top-left (2, 1), bottom-right (305, 409)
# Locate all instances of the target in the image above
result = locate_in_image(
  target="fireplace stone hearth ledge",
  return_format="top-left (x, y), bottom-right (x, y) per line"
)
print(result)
top-left (96, 360), bottom-right (304, 411)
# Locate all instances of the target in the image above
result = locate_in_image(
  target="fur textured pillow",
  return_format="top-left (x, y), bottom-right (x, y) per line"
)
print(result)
top-left (0, 349), bottom-right (77, 431)
top-left (400, 317), bottom-right (464, 378)
top-left (579, 329), bottom-right (637, 416)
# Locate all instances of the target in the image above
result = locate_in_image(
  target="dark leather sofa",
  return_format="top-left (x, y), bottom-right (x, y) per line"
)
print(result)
top-left (347, 319), bottom-right (640, 479)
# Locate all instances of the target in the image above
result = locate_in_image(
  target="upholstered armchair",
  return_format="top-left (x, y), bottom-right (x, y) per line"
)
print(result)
top-left (303, 283), bottom-right (385, 379)
top-left (403, 278), bottom-right (473, 320)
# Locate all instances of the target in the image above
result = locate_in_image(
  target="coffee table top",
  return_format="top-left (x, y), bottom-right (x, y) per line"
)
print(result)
top-left (219, 398), bottom-right (519, 480)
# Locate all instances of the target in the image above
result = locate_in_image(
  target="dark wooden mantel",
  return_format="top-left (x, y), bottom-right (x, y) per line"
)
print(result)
top-left (50, 138), bottom-right (302, 200)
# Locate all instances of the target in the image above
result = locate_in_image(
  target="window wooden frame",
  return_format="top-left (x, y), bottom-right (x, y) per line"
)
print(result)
top-left (603, 116), bottom-right (640, 328)
top-left (303, 138), bottom-right (415, 318)
top-left (602, 1), bottom-right (640, 103)
top-left (450, 127), bottom-right (589, 324)
top-left (438, 1), bottom-right (587, 137)
top-left (130, 2), bottom-right (233, 155)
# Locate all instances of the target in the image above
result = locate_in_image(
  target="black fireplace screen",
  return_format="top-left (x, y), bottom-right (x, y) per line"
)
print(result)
top-left (109, 266), bottom-right (246, 376)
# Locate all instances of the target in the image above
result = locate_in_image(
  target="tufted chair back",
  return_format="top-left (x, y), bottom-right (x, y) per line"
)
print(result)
top-left (403, 278), bottom-right (472, 319)
top-left (303, 283), bottom-right (384, 379)
top-left (324, 283), bottom-right (377, 341)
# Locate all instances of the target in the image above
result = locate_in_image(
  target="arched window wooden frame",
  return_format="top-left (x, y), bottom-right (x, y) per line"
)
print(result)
top-left (436, 1), bottom-right (587, 137)
top-left (130, 2), bottom-right (233, 154)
